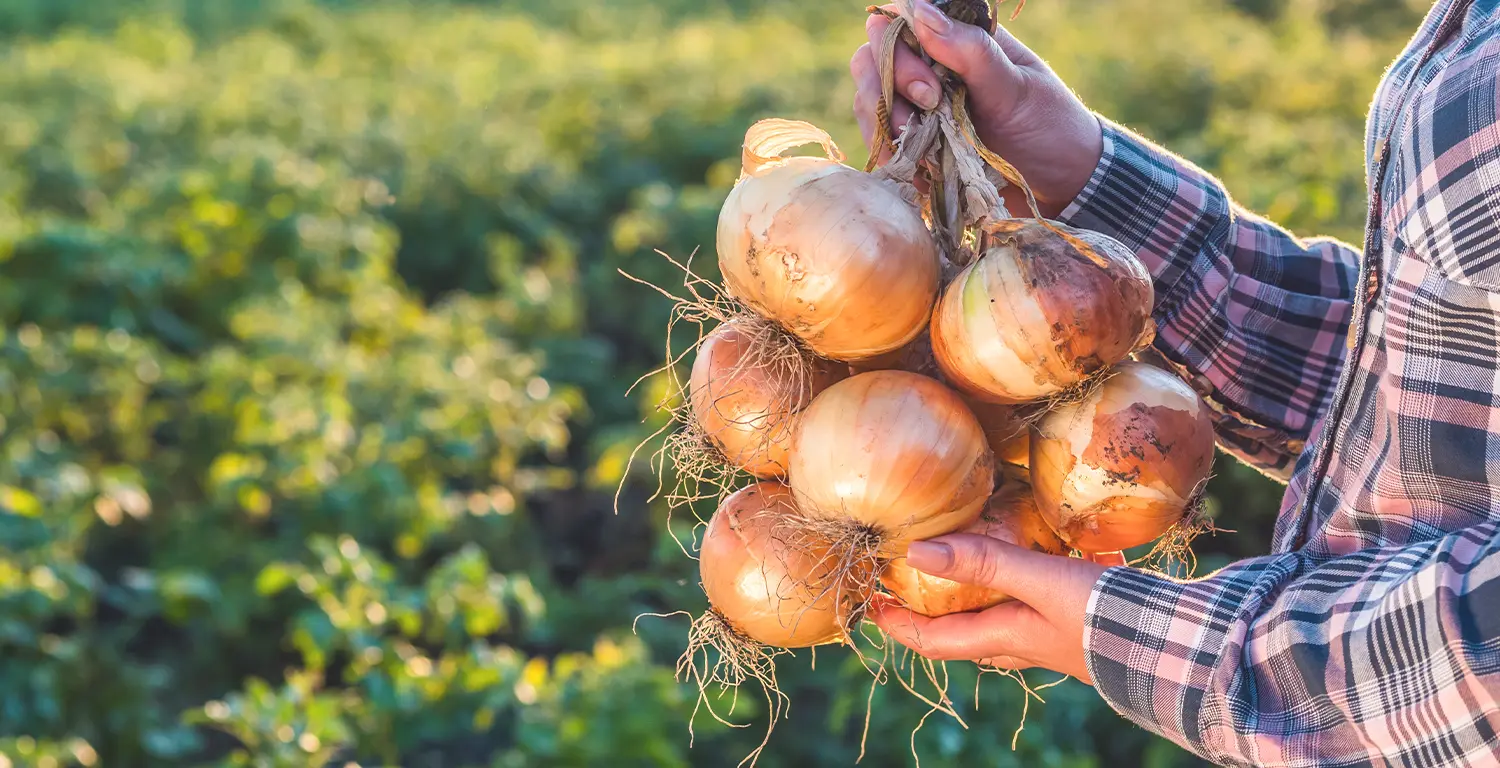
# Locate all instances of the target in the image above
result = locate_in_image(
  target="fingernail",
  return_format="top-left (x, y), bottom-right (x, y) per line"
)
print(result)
top-left (906, 541), bottom-right (954, 573)
top-left (909, 81), bottom-right (940, 111)
top-left (913, 0), bottom-right (952, 36)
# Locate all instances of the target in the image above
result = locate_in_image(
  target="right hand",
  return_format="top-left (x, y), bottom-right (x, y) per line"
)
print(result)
top-left (850, 0), bottom-right (1104, 219)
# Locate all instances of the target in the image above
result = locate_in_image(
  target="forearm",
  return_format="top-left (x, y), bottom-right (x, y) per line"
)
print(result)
top-left (1085, 519), bottom-right (1500, 766)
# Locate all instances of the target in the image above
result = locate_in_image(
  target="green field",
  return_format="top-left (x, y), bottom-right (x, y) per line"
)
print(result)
top-left (0, 1), bottom-right (1422, 765)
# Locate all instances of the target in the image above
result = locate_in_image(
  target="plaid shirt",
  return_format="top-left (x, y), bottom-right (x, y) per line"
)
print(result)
top-left (1057, 1), bottom-right (1500, 765)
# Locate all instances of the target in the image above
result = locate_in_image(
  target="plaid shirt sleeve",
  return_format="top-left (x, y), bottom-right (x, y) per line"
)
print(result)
top-left (1084, 518), bottom-right (1500, 767)
top-left (1058, 120), bottom-right (1360, 481)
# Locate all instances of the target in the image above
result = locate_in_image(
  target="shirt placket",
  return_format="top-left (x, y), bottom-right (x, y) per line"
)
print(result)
top-left (1292, 0), bottom-right (1474, 548)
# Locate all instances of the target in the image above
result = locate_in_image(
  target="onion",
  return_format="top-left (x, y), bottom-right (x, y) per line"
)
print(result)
top-left (789, 370), bottom-right (994, 554)
top-left (840, 330), bottom-right (1028, 468)
top-left (1030, 362), bottom-right (1216, 552)
top-left (930, 219), bottom-right (1154, 403)
top-left (717, 120), bottom-right (939, 361)
top-left (967, 400), bottom-right (1029, 469)
top-left (689, 320), bottom-right (846, 477)
top-left (881, 478), bottom-right (1067, 617)
top-left (698, 481), bottom-right (859, 647)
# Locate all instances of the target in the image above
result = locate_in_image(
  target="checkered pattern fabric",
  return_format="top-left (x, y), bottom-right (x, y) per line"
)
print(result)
top-left (1058, 1), bottom-right (1500, 763)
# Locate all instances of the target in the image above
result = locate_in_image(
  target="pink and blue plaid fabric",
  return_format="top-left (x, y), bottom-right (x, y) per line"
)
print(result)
top-left (1059, 1), bottom-right (1500, 764)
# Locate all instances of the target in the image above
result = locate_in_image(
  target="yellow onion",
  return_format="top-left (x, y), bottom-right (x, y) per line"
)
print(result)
top-left (699, 481), bottom-right (859, 647)
top-left (717, 120), bottom-right (939, 361)
top-left (689, 320), bottom-right (846, 477)
top-left (931, 219), bottom-right (1154, 403)
top-left (881, 478), bottom-right (1067, 617)
top-left (839, 329), bottom-right (1029, 468)
top-left (789, 371), bottom-right (994, 554)
top-left (1030, 362), bottom-right (1216, 552)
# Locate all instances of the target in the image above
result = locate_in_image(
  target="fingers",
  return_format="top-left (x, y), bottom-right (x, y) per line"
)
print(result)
top-left (905, 535), bottom-right (1052, 605)
top-left (866, 13), bottom-right (941, 111)
top-left (849, 43), bottom-right (911, 165)
top-left (851, 44), bottom-right (881, 149)
top-left (905, 534), bottom-right (1109, 624)
top-left (907, 0), bottom-right (1025, 116)
top-left (870, 601), bottom-right (1036, 662)
top-left (989, 21), bottom-right (1041, 67)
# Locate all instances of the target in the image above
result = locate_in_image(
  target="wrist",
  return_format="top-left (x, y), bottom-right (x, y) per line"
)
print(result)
top-left (1058, 113), bottom-right (1105, 212)
top-left (1036, 112), bottom-right (1104, 218)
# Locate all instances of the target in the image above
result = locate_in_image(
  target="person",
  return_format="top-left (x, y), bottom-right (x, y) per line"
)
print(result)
top-left (853, 0), bottom-right (1500, 765)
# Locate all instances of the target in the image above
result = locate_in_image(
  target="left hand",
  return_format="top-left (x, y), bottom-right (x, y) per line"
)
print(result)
top-left (868, 535), bottom-right (1125, 684)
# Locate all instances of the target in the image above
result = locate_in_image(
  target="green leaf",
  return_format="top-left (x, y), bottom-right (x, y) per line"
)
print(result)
top-left (255, 564), bottom-right (298, 597)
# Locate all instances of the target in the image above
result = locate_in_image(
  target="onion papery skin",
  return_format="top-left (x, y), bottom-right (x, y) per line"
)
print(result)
top-left (846, 326), bottom-right (945, 380)
top-left (967, 399), bottom-right (1029, 469)
top-left (789, 371), bottom-right (994, 554)
top-left (689, 321), bottom-right (846, 478)
top-left (881, 480), bottom-right (1067, 617)
top-left (1030, 362), bottom-right (1216, 553)
top-left (699, 482), bottom-right (855, 648)
top-left (717, 156), bottom-right (940, 361)
top-left (930, 219), bottom-right (1154, 404)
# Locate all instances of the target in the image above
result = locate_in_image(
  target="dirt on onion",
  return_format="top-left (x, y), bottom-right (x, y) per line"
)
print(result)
top-left (1030, 362), bottom-right (1216, 553)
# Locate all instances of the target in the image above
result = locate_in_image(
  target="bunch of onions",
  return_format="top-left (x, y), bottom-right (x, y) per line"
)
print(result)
top-left (881, 477), bottom-right (1066, 617)
top-left (638, 15), bottom-right (1226, 747)
top-left (689, 320), bottom-right (846, 478)
top-left (697, 481), bottom-right (862, 647)
top-left (717, 120), bottom-right (940, 361)
top-left (1030, 362), bottom-right (1216, 553)
top-left (930, 219), bottom-right (1154, 404)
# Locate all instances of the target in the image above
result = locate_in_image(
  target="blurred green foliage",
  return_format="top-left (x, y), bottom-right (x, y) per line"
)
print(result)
top-left (0, 0), bottom-right (1424, 765)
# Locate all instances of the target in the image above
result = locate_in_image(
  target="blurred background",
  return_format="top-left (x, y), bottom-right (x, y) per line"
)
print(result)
top-left (0, 0), bottom-right (1426, 765)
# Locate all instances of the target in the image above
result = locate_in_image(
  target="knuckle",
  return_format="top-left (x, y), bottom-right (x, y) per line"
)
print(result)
top-left (892, 49), bottom-right (929, 86)
top-left (976, 35), bottom-right (1011, 71)
top-left (959, 540), bottom-right (1004, 587)
top-left (849, 43), bottom-right (873, 76)
top-left (946, 28), bottom-right (1005, 75)
top-left (853, 88), bottom-right (872, 117)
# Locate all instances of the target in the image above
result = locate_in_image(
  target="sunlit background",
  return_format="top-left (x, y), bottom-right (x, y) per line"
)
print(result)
top-left (0, 0), bottom-right (1427, 765)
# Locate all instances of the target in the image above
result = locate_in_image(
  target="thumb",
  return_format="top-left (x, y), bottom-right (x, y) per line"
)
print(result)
top-left (905, 534), bottom-right (1100, 621)
top-left (906, 534), bottom-right (1045, 598)
top-left (907, 0), bottom-right (1023, 109)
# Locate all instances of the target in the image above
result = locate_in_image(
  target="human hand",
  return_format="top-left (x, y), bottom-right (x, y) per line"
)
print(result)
top-left (850, 0), bottom-right (1104, 218)
top-left (869, 534), bottom-right (1125, 683)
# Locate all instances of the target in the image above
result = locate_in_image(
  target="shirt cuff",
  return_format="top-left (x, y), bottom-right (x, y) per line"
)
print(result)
top-left (1055, 118), bottom-right (1123, 229)
top-left (1053, 118), bottom-right (1311, 477)
top-left (1083, 565), bottom-right (1213, 757)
